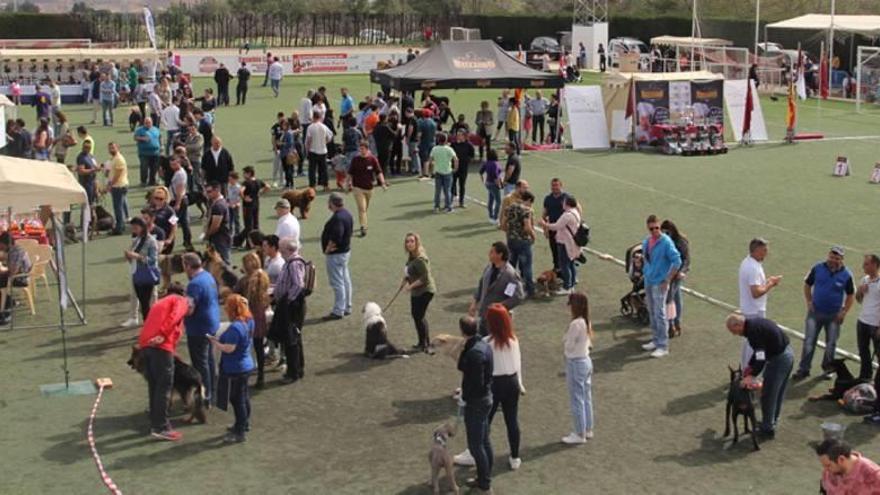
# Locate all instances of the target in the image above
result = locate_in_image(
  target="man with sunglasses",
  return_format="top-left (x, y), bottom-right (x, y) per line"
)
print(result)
top-left (640, 214), bottom-right (681, 358)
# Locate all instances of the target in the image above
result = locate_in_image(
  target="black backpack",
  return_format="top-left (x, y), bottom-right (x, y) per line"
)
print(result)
top-left (567, 221), bottom-right (591, 247)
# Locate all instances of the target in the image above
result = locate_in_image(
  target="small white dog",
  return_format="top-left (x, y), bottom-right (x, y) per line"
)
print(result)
top-left (362, 302), bottom-right (408, 359)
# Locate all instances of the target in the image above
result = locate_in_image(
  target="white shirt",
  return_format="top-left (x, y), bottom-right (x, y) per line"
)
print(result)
top-left (275, 213), bottom-right (301, 244)
top-left (858, 275), bottom-right (880, 326)
top-left (49, 85), bottom-right (61, 107)
top-left (738, 255), bottom-right (767, 316)
top-left (305, 122), bottom-right (333, 154)
top-left (312, 102), bottom-right (326, 122)
top-left (148, 92), bottom-right (163, 115)
top-left (268, 61), bottom-right (284, 81)
top-left (485, 336), bottom-right (524, 391)
top-left (564, 317), bottom-right (591, 359)
top-left (299, 97), bottom-right (313, 122)
top-left (161, 105), bottom-right (180, 131)
top-left (265, 253), bottom-right (286, 285)
top-left (211, 147), bottom-right (221, 165)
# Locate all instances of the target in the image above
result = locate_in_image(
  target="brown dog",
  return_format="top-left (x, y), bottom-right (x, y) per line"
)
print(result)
top-left (281, 187), bottom-right (317, 219)
top-left (430, 334), bottom-right (466, 362)
top-left (428, 423), bottom-right (460, 495)
top-left (127, 346), bottom-right (207, 424)
top-left (536, 269), bottom-right (562, 298)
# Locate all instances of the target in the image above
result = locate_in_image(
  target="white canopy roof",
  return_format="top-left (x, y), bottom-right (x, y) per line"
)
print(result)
top-left (0, 48), bottom-right (159, 61)
top-left (0, 94), bottom-right (13, 107)
top-left (650, 36), bottom-right (733, 47)
top-left (0, 156), bottom-right (87, 212)
top-left (767, 14), bottom-right (880, 36)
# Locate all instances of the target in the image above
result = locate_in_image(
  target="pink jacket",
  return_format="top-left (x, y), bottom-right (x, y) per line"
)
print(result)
top-left (547, 209), bottom-right (581, 261)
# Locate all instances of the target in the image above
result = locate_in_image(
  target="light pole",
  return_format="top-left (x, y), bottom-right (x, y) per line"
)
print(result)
top-left (754, 0), bottom-right (760, 58)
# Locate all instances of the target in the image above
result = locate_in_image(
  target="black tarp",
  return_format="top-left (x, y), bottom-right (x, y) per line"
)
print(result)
top-left (369, 40), bottom-right (564, 91)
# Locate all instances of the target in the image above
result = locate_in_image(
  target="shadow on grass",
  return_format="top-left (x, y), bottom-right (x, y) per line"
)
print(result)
top-left (653, 428), bottom-right (758, 466)
top-left (314, 352), bottom-right (394, 376)
top-left (386, 210), bottom-right (438, 222)
top-left (442, 302), bottom-right (473, 314)
top-left (37, 325), bottom-right (132, 348)
top-left (442, 288), bottom-right (476, 299)
top-left (84, 294), bottom-right (130, 306)
top-left (663, 383), bottom-right (727, 417)
top-left (383, 396), bottom-right (455, 427)
top-left (590, 337), bottom-right (653, 374)
top-left (439, 223), bottom-right (494, 233)
top-left (26, 337), bottom-right (133, 361)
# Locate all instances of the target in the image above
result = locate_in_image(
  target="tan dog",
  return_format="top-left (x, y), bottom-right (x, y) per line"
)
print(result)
top-left (536, 269), bottom-right (562, 298)
top-left (428, 423), bottom-right (459, 495)
top-left (281, 187), bottom-right (317, 219)
top-left (430, 334), bottom-right (466, 362)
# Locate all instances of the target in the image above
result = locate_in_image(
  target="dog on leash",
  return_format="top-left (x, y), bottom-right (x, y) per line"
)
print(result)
top-left (281, 187), bottom-right (317, 219)
top-left (723, 366), bottom-right (760, 451)
top-left (430, 334), bottom-right (466, 362)
top-left (428, 423), bottom-right (460, 495)
top-left (362, 302), bottom-right (408, 359)
top-left (536, 269), bottom-right (563, 298)
top-left (127, 346), bottom-right (207, 424)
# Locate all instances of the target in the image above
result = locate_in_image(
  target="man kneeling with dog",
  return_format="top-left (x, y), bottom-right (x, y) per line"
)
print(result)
top-left (136, 282), bottom-right (190, 441)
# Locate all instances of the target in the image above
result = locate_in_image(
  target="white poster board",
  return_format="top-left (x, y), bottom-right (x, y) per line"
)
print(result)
top-left (564, 85), bottom-right (609, 150)
top-left (724, 79), bottom-right (768, 142)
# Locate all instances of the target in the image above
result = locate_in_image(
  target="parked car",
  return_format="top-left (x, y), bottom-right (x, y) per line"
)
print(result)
top-left (521, 36), bottom-right (563, 69)
top-left (358, 29), bottom-right (392, 44)
top-left (609, 37), bottom-right (650, 68)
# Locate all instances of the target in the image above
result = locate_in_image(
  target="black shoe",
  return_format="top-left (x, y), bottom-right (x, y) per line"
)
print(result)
top-left (791, 370), bottom-right (810, 382)
top-left (223, 432), bottom-right (246, 443)
top-left (863, 414), bottom-right (880, 425)
top-left (359, 227), bottom-right (366, 237)
top-left (110, 230), bottom-right (124, 236)
top-left (255, 377), bottom-right (265, 389)
top-left (280, 376), bottom-right (298, 385)
top-left (755, 428), bottom-right (775, 440)
top-left (322, 313), bottom-right (343, 321)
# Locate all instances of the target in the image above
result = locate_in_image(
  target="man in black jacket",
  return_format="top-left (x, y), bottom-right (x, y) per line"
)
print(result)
top-left (321, 193), bottom-right (353, 321)
top-left (458, 316), bottom-right (494, 493)
top-left (725, 313), bottom-right (794, 438)
top-left (201, 136), bottom-right (234, 196)
top-left (213, 63), bottom-right (232, 107)
top-left (235, 62), bottom-right (251, 106)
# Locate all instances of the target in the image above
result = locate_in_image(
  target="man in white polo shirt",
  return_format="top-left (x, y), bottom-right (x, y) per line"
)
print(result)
top-left (856, 254), bottom-right (880, 381)
top-left (305, 110), bottom-right (334, 192)
top-left (274, 199), bottom-right (300, 246)
top-left (738, 238), bottom-right (782, 366)
top-left (268, 57), bottom-right (284, 97)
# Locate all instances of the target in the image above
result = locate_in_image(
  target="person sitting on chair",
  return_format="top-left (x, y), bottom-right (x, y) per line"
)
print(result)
top-left (0, 232), bottom-right (33, 325)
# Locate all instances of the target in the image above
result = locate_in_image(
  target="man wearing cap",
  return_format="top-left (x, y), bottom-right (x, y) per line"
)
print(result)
top-left (738, 238), bottom-right (783, 367)
top-left (274, 199), bottom-right (301, 246)
top-left (793, 246), bottom-right (855, 381)
top-left (321, 193), bottom-right (353, 320)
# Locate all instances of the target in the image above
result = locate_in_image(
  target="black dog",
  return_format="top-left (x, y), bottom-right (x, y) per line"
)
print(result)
top-left (127, 346), bottom-right (207, 424)
top-left (186, 189), bottom-right (208, 219)
top-left (809, 359), bottom-right (860, 402)
top-left (723, 366), bottom-right (760, 451)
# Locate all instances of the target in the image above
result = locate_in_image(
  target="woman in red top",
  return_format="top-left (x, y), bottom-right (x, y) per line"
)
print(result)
top-left (136, 283), bottom-right (190, 441)
top-left (346, 141), bottom-right (387, 237)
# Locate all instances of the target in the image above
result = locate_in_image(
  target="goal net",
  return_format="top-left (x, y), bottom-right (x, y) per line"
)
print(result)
top-left (450, 27), bottom-right (481, 42)
top-left (856, 46), bottom-right (880, 114)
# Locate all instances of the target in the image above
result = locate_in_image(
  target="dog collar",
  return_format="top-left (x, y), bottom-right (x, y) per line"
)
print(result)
top-left (433, 432), bottom-right (447, 447)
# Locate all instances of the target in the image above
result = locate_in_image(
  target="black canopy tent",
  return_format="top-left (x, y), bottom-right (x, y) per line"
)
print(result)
top-left (370, 40), bottom-right (565, 91)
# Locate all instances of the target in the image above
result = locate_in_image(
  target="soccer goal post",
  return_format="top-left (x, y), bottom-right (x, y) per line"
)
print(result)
top-left (856, 46), bottom-right (880, 114)
top-left (450, 27), bottom-right (481, 41)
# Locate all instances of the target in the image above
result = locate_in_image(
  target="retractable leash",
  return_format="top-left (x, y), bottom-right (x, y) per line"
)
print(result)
top-left (89, 378), bottom-right (122, 495)
top-left (384, 285), bottom-right (404, 313)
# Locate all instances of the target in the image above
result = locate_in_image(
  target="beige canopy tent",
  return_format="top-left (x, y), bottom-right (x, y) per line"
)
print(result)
top-left (766, 15), bottom-right (880, 37)
top-left (650, 36), bottom-right (733, 47)
top-left (603, 71), bottom-right (724, 143)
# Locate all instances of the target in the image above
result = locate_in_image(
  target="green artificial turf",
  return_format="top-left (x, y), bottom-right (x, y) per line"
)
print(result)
top-left (2, 73), bottom-right (880, 494)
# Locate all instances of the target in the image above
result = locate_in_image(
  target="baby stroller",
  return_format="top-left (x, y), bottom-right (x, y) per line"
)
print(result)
top-left (564, 65), bottom-right (582, 83)
top-left (620, 243), bottom-right (649, 325)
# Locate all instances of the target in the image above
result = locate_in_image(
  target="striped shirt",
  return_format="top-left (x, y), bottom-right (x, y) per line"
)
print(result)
top-left (273, 255), bottom-right (306, 303)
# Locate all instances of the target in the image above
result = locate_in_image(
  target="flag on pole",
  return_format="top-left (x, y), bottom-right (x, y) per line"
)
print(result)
top-left (743, 79), bottom-right (754, 138)
top-left (143, 7), bottom-right (157, 48)
top-left (786, 63), bottom-right (797, 140)
top-left (795, 46), bottom-right (807, 100)
top-left (819, 45), bottom-right (829, 100)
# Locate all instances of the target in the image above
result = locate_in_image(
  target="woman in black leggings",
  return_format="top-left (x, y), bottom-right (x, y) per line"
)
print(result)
top-left (400, 232), bottom-right (436, 353)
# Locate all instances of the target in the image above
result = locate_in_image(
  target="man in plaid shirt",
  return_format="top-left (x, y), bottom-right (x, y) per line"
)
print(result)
top-left (0, 232), bottom-right (32, 324)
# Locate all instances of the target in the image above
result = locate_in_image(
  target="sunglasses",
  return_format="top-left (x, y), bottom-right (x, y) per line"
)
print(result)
top-left (649, 226), bottom-right (660, 231)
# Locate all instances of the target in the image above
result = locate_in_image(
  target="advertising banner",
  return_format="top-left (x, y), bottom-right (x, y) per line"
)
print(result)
top-left (690, 80), bottom-right (724, 126)
top-left (724, 79), bottom-right (768, 142)
top-left (177, 50), bottom-right (406, 77)
top-left (564, 85), bottom-right (609, 150)
top-left (634, 80), bottom-right (670, 143)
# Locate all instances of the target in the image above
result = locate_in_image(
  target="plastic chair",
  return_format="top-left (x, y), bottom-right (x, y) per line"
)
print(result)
top-left (0, 254), bottom-right (37, 317)
top-left (28, 246), bottom-right (52, 299)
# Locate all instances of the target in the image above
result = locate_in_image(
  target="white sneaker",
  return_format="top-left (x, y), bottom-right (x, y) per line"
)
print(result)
top-left (584, 430), bottom-right (594, 439)
top-left (650, 348), bottom-right (669, 358)
top-left (120, 318), bottom-right (140, 328)
top-left (509, 456), bottom-right (522, 470)
top-left (454, 449), bottom-right (476, 466)
top-left (554, 288), bottom-right (571, 296)
top-left (561, 433), bottom-right (586, 445)
top-left (641, 342), bottom-right (657, 351)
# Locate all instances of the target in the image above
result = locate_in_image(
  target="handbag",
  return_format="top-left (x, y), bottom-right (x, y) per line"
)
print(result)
top-left (285, 149), bottom-right (300, 166)
top-left (131, 237), bottom-right (160, 286)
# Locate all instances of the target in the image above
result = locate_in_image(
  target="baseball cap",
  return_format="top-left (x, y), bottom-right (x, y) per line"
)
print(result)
top-left (274, 199), bottom-right (291, 209)
top-left (830, 245), bottom-right (845, 257)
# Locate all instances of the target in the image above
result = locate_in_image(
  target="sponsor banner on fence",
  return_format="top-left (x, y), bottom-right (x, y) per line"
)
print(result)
top-left (564, 85), bottom-right (609, 150)
top-left (177, 50), bottom-right (407, 77)
top-left (724, 79), bottom-right (768, 142)
top-left (634, 80), bottom-right (670, 143)
top-left (690, 79), bottom-right (724, 126)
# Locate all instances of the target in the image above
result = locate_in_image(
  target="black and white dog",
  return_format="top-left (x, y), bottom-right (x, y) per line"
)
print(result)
top-left (362, 302), bottom-right (408, 359)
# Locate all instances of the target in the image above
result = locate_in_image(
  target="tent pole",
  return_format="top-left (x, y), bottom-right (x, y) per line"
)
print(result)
top-left (828, 0), bottom-right (835, 94)
top-left (753, 0), bottom-right (760, 60)
top-left (50, 214), bottom-right (70, 390)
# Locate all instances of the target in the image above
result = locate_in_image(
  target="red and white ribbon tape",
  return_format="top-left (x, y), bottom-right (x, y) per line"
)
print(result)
top-left (87, 385), bottom-right (123, 495)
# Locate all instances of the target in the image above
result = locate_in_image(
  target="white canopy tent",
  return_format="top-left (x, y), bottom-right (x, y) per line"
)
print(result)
top-left (0, 156), bottom-right (90, 387)
top-left (766, 15), bottom-right (880, 37)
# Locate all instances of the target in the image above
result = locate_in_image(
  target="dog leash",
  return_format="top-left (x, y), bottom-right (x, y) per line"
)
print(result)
top-left (88, 382), bottom-right (123, 495)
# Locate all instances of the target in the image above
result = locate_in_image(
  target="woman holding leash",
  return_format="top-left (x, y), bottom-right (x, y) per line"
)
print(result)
top-left (399, 232), bottom-right (436, 354)
top-left (209, 294), bottom-right (255, 443)
top-left (540, 196), bottom-right (582, 295)
top-left (661, 220), bottom-right (690, 338)
top-left (562, 291), bottom-right (594, 445)
top-left (125, 217), bottom-right (160, 321)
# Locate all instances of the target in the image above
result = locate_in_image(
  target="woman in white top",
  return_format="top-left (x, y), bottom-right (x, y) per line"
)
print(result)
top-left (455, 303), bottom-right (525, 471)
top-left (541, 195), bottom-right (581, 294)
top-left (562, 291), bottom-right (594, 444)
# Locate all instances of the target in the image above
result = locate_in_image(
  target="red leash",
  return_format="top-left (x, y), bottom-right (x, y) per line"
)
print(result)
top-left (88, 383), bottom-right (122, 495)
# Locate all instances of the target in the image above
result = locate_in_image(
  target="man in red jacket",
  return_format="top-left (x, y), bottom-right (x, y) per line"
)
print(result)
top-left (137, 283), bottom-right (190, 441)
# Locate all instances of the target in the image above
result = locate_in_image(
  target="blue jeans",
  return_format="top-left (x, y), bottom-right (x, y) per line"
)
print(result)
top-left (668, 278), bottom-right (683, 326)
top-left (434, 173), bottom-right (453, 210)
top-left (486, 183), bottom-right (501, 220)
top-left (408, 141), bottom-right (421, 175)
top-left (101, 99), bottom-right (114, 125)
top-left (760, 345), bottom-right (794, 432)
top-left (326, 252), bottom-right (352, 316)
top-left (566, 357), bottom-right (594, 434)
top-left (224, 372), bottom-right (251, 436)
top-left (110, 187), bottom-right (129, 233)
top-left (556, 243), bottom-right (576, 290)
top-left (797, 311), bottom-right (841, 375)
top-left (165, 130), bottom-right (178, 155)
top-left (504, 183), bottom-right (515, 195)
top-left (464, 399), bottom-right (493, 491)
top-left (187, 334), bottom-right (216, 403)
top-left (270, 78), bottom-right (280, 97)
top-left (508, 238), bottom-right (534, 296)
top-left (645, 283), bottom-right (669, 350)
